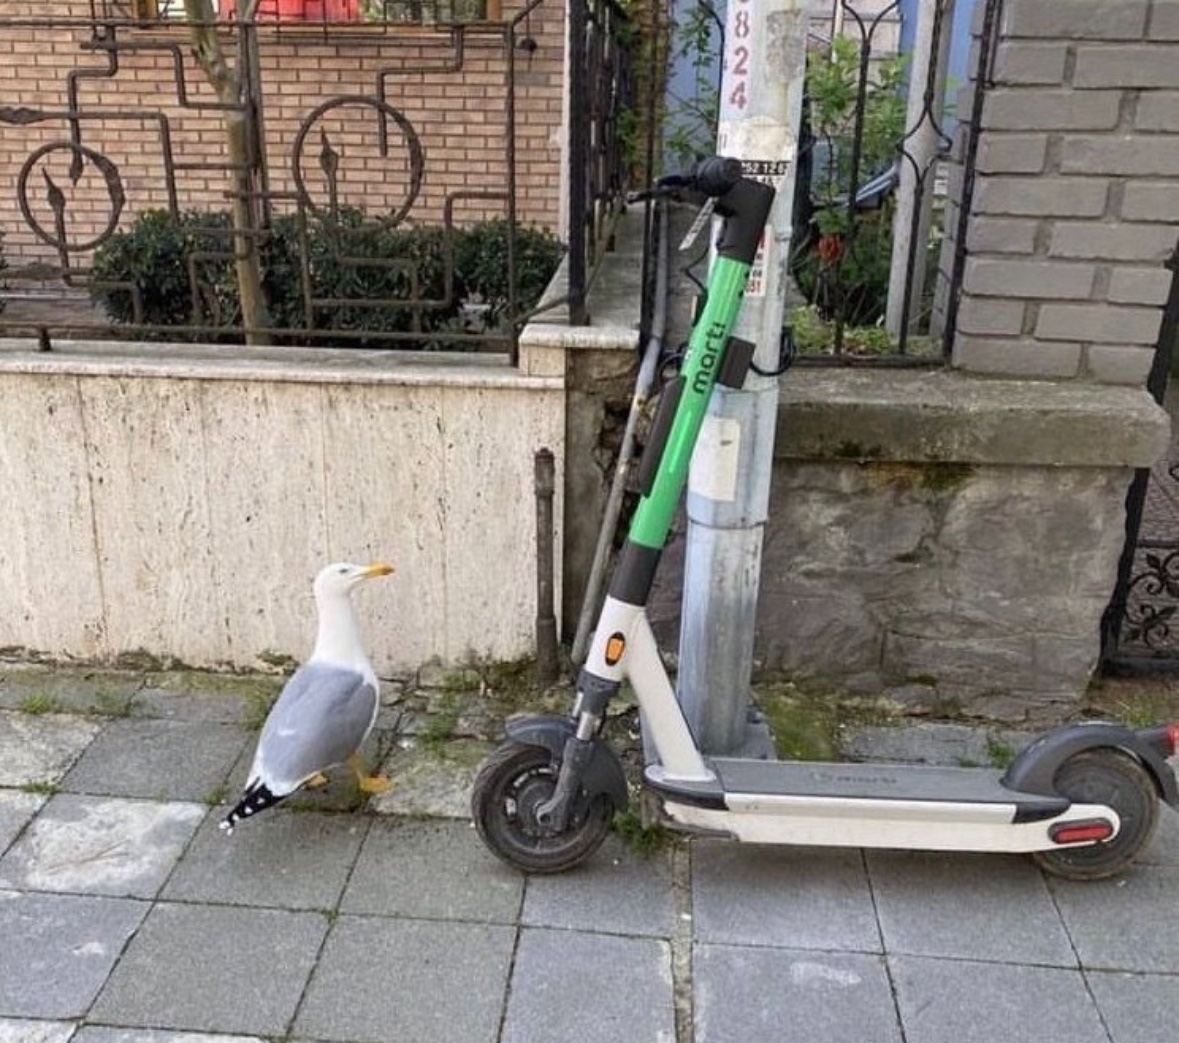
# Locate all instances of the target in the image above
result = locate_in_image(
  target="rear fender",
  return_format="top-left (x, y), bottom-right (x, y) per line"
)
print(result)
top-left (504, 715), bottom-right (630, 812)
top-left (1002, 721), bottom-right (1179, 807)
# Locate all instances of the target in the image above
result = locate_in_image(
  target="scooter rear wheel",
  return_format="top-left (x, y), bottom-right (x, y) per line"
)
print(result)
top-left (1032, 749), bottom-right (1159, 881)
top-left (471, 741), bottom-right (613, 874)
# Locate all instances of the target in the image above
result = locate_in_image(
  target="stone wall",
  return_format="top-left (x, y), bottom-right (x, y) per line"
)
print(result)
top-left (644, 370), bottom-right (1169, 724)
top-left (938, 0), bottom-right (1179, 382)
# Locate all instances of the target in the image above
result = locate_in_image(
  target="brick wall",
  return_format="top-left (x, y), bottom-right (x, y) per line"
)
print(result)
top-left (943, 0), bottom-right (1179, 383)
top-left (0, 0), bottom-right (564, 267)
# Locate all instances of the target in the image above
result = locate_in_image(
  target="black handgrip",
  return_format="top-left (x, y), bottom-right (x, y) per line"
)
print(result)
top-left (690, 156), bottom-right (743, 197)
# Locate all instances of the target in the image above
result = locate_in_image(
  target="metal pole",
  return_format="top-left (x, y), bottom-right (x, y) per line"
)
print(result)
top-left (886, 0), bottom-right (955, 339)
top-left (566, 0), bottom-right (589, 325)
top-left (534, 448), bottom-right (560, 685)
top-left (676, 0), bottom-right (809, 755)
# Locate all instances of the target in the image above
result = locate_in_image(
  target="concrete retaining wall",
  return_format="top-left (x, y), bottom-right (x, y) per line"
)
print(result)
top-left (647, 369), bottom-right (1170, 723)
top-left (0, 340), bottom-right (564, 676)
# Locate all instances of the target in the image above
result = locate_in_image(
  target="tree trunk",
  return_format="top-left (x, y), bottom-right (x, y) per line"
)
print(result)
top-left (184, 0), bottom-right (272, 345)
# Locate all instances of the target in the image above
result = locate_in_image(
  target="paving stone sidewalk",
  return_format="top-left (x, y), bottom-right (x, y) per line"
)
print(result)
top-left (1, 678), bottom-right (1178, 1043)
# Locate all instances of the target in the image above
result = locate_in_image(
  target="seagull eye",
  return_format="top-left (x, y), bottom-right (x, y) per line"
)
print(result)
top-left (338, 567), bottom-right (348, 575)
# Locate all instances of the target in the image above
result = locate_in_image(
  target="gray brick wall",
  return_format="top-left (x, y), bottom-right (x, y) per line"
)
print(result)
top-left (944, 0), bottom-right (1179, 383)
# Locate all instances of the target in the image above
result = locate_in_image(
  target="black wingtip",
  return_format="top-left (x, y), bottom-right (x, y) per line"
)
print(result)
top-left (220, 780), bottom-right (284, 835)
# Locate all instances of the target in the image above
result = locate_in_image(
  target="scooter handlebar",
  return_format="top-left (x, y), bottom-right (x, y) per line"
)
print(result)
top-left (683, 156), bottom-right (744, 197)
top-left (629, 156), bottom-right (774, 266)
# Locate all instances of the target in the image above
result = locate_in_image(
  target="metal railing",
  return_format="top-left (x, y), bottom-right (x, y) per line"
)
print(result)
top-left (0, 1), bottom-right (636, 358)
top-left (565, 0), bottom-right (637, 326)
top-left (1101, 240), bottom-right (1179, 672)
top-left (665, 0), bottom-right (1001, 365)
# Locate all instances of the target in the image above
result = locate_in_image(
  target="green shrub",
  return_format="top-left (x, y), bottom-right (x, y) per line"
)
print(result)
top-left (454, 219), bottom-right (564, 329)
top-left (89, 207), bottom-right (563, 347)
top-left (88, 209), bottom-right (238, 337)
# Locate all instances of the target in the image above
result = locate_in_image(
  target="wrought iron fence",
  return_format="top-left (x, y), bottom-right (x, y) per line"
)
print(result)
top-left (665, 0), bottom-right (1000, 365)
top-left (0, 0), bottom-right (633, 358)
top-left (565, 0), bottom-right (637, 326)
top-left (1101, 242), bottom-right (1179, 672)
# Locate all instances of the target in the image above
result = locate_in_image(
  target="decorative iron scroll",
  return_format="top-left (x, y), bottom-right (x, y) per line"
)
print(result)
top-left (1103, 243), bottom-right (1179, 670)
top-left (0, 2), bottom-right (625, 357)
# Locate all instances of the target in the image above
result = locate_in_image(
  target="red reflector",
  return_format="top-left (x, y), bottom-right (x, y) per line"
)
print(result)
top-left (1167, 723), bottom-right (1179, 757)
top-left (1050, 820), bottom-right (1115, 845)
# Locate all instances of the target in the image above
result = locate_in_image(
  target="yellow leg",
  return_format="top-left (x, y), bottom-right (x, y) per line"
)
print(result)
top-left (304, 772), bottom-right (330, 789)
top-left (347, 753), bottom-right (391, 795)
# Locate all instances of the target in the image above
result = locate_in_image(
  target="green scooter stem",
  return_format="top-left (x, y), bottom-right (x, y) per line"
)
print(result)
top-left (627, 256), bottom-right (751, 552)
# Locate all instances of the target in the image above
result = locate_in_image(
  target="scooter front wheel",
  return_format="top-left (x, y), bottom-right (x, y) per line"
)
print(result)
top-left (1032, 749), bottom-right (1159, 881)
top-left (471, 741), bottom-right (613, 874)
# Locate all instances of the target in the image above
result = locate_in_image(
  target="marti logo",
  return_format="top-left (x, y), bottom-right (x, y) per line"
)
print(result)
top-left (692, 321), bottom-right (727, 394)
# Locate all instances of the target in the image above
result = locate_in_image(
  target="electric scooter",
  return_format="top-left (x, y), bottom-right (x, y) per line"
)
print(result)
top-left (471, 157), bottom-right (1179, 881)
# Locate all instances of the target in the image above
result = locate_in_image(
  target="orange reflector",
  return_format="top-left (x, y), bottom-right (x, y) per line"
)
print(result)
top-left (604, 633), bottom-right (626, 666)
top-left (1050, 820), bottom-right (1115, 845)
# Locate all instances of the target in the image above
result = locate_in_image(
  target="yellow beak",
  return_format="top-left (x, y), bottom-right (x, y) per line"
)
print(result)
top-left (363, 562), bottom-right (395, 578)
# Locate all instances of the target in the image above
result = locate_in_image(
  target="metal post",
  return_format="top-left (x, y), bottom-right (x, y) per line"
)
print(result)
top-left (676, 0), bottom-right (809, 755)
top-left (886, 0), bottom-right (955, 339)
top-left (566, 0), bottom-right (589, 325)
top-left (534, 448), bottom-right (560, 685)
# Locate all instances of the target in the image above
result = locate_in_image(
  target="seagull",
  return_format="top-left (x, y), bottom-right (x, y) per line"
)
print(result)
top-left (220, 561), bottom-right (395, 834)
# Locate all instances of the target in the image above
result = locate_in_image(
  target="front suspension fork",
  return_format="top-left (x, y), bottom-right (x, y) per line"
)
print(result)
top-left (535, 673), bottom-right (620, 831)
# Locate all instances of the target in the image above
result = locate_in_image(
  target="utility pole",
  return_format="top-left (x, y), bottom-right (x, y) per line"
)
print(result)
top-left (676, 0), bottom-right (810, 754)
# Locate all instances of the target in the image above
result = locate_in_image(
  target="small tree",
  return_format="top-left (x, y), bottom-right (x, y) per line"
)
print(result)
top-left (183, 0), bottom-right (272, 344)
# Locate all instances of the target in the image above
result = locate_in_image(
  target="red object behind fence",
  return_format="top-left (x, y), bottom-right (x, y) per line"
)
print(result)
top-left (219, 1), bottom-right (361, 20)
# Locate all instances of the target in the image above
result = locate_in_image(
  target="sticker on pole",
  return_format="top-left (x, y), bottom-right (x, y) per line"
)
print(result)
top-left (690, 415), bottom-right (742, 503)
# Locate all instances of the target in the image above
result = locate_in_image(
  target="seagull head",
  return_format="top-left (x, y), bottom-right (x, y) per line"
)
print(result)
top-left (313, 562), bottom-right (395, 600)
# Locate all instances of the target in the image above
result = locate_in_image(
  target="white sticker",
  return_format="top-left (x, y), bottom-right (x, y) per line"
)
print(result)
top-left (690, 415), bottom-right (741, 503)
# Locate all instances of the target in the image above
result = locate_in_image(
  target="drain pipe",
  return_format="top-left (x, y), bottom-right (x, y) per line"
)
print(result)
top-left (571, 198), bottom-right (672, 666)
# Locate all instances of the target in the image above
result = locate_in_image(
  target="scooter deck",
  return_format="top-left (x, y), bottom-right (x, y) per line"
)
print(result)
top-left (648, 757), bottom-right (1070, 820)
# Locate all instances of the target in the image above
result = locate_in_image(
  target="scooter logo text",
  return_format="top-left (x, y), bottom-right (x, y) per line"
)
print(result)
top-left (692, 321), bottom-right (727, 395)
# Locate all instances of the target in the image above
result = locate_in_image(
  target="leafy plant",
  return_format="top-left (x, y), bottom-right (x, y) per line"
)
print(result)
top-left (792, 37), bottom-right (909, 328)
top-left (90, 208), bottom-right (563, 347)
top-left (454, 219), bottom-right (564, 329)
top-left (19, 693), bottom-right (60, 715)
top-left (88, 209), bottom-right (239, 337)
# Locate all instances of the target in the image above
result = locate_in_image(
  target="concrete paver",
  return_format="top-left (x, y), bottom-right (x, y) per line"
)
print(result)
top-left (0, 791), bottom-right (45, 855)
top-left (340, 818), bottom-right (521, 923)
top-left (0, 711), bottom-right (100, 787)
top-left (163, 810), bottom-right (368, 911)
top-left (1, 684), bottom-right (1178, 1043)
top-left (0, 890), bottom-right (148, 1018)
top-left (890, 956), bottom-right (1109, 1043)
top-left (694, 946), bottom-right (901, 1043)
top-left (1050, 867), bottom-right (1179, 973)
top-left (61, 719), bottom-right (249, 802)
top-left (294, 916), bottom-right (515, 1043)
top-left (90, 904), bottom-right (327, 1036)
top-left (522, 833), bottom-right (677, 938)
top-left (866, 850), bottom-right (1076, 965)
top-left (692, 842), bottom-right (881, 952)
top-left (500, 928), bottom-right (674, 1043)
top-left (72, 1032), bottom-right (266, 1043)
top-left (0, 795), bottom-right (204, 899)
top-left (0, 1019), bottom-right (75, 1043)
top-left (1085, 970), bottom-right (1179, 1043)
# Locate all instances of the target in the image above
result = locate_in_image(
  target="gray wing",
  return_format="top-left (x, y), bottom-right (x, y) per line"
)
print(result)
top-left (252, 663), bottom-right (377, 792)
